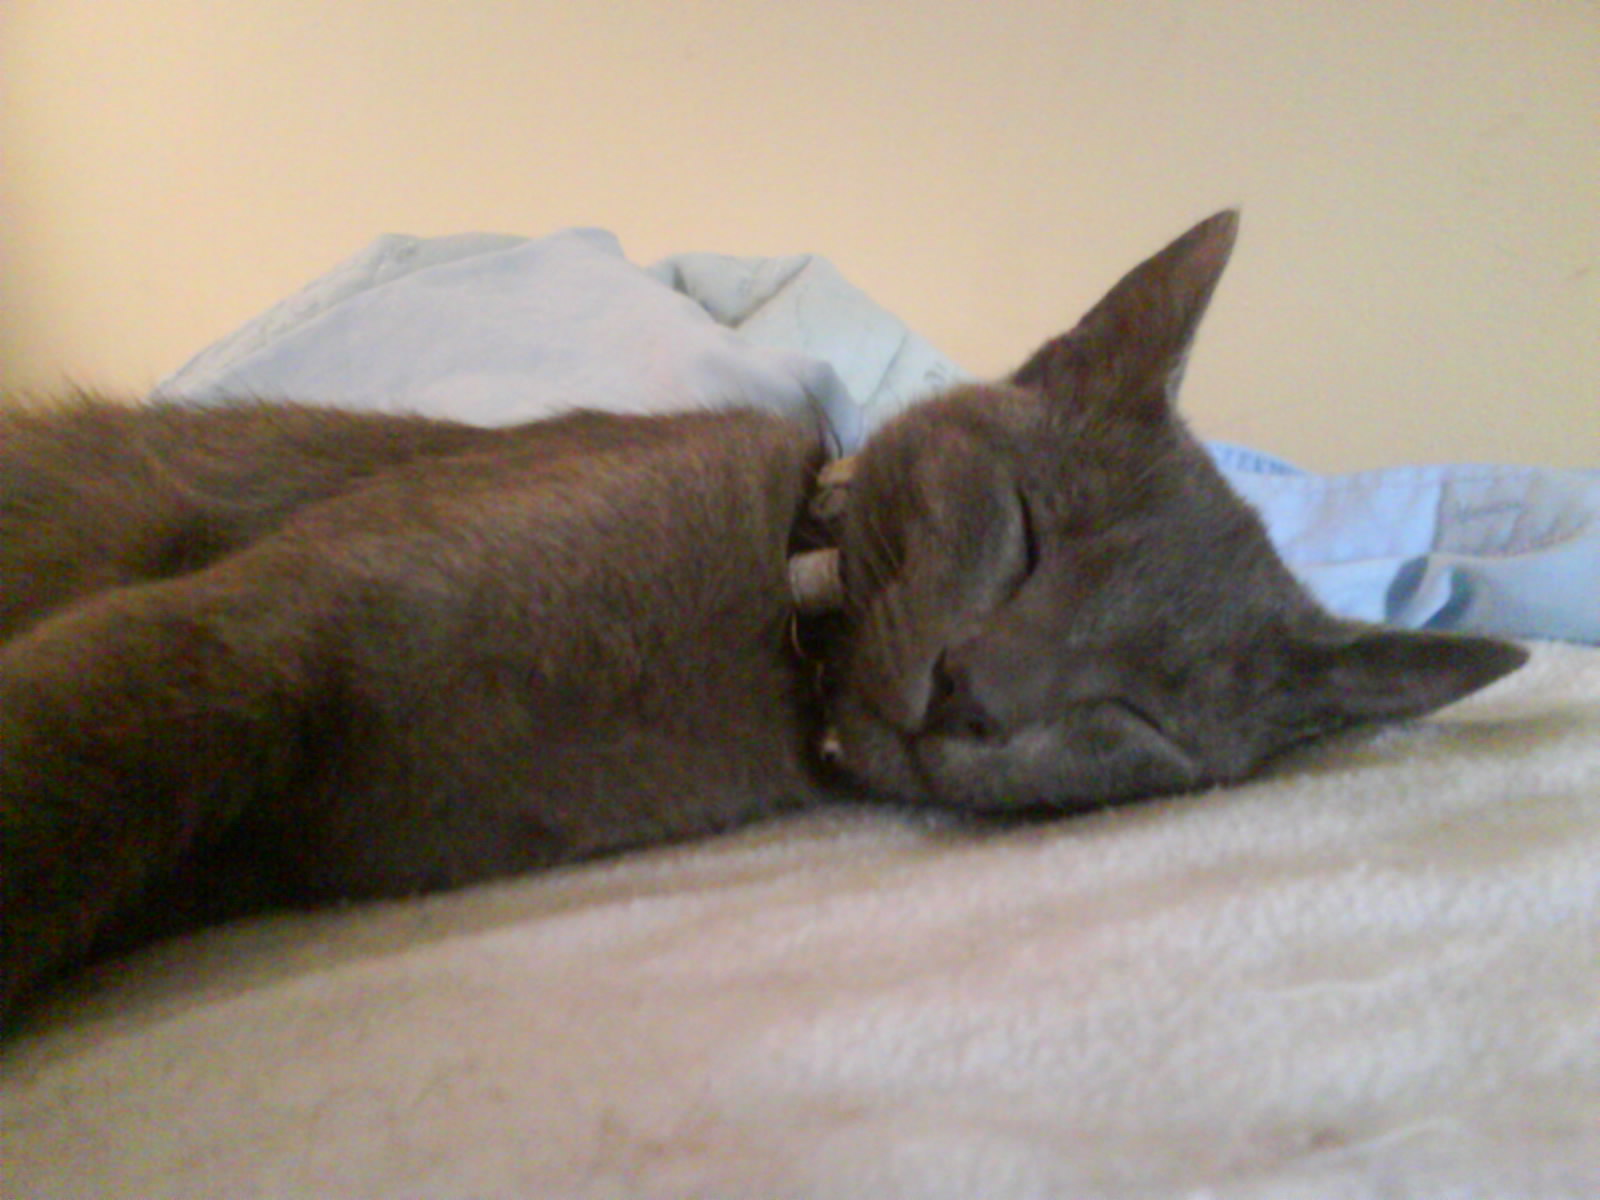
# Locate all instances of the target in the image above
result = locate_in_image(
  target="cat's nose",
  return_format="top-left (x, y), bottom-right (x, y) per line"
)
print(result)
top-left (923, 650), bottom-right (1002, 740)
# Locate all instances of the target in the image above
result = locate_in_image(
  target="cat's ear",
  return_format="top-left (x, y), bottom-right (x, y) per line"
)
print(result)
top-left (1011, 209), bottom-right (1239, 422)
top-left (1297, 627), bottom-right (1529, 724)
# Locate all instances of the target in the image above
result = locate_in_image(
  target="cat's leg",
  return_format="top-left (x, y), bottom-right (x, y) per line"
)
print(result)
top-left (0, 400), bottom-right (499, 643)
top-left (0, 407), bottom-right (825, 1022)
top-left (0, 402), bottom-right (273, 642)
top-left (0, 569), bottom-right (311, 1021)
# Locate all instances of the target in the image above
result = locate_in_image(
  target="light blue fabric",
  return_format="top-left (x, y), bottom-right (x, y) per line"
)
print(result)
top-left (159, 230), bottom-right (1599, 643)
top-left (1210, 447), bottom-right (1599, 642)
top-left (160, 230), bottom-right (855, 433)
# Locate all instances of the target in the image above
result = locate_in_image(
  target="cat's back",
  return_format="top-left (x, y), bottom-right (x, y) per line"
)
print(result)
top-left (0, 397), bottom-right (507, 638)
top-left (0, 398), bottom-right (824, 642)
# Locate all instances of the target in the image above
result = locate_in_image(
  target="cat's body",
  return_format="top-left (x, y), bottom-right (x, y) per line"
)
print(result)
top-left (0, 213), bottom-right (1525, 1024)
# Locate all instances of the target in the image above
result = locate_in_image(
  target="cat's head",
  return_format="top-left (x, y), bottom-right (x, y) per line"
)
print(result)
top-left (810, 210), bottom-right (1527, 813)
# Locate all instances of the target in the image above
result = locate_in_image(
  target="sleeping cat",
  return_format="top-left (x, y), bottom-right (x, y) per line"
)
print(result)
top-left (0, 212), bottom-right (1525, 1024)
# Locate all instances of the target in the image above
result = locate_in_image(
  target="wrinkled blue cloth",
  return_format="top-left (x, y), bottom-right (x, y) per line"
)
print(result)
top-left (1210, 446), bottom-right (1598, 642)
top-left (159, 230), bottom-right (1599, 643)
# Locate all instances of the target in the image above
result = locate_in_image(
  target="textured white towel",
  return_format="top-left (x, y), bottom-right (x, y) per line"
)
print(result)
top-left (4, 642), bottom-right (1597, 1199)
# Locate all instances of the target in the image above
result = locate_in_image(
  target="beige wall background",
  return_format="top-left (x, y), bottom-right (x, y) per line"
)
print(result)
top-left (2, 0), bottom-right (1595, 470)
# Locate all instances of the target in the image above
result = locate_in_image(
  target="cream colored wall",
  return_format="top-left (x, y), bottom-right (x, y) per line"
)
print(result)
top-left (2, 1), bottom-right (1595, 469)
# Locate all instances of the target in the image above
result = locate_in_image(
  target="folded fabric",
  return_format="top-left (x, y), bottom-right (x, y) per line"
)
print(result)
top-left (160, 230), bottom-right (854, 435)
top-left (1210, 446), bottom-right (1600, 642)
top-left (158, 230), bottom-right (1598, 643)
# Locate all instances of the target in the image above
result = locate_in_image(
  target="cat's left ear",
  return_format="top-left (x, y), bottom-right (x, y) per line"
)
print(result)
top-left (1011, 209), bottom-right (1239, 423)
top-left (1297, 627), bottom-right (1529, 724)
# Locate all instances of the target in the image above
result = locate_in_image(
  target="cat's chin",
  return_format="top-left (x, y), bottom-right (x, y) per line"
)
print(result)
top-left (827, 692), bottom-right (1206, 816)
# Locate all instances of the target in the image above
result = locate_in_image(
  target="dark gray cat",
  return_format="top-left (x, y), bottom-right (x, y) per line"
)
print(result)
top-left (0, 212), bottom-right (1525, 1024)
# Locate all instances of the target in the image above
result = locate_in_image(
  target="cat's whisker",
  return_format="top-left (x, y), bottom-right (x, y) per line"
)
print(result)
top-left (856, 513), bottom-right (901, 597)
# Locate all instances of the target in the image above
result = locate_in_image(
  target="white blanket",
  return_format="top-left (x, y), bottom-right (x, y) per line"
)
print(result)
top-left (4, 641), bottom-right (1597, 1198)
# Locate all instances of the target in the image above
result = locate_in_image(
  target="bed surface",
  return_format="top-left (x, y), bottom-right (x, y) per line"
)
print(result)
top-left (3, 641), bottom-right (1597, 1198)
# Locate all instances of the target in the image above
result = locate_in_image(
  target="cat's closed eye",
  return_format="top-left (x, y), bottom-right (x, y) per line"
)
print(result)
top-left (1015, 487), bottom-right (1041, 585)
top-left (1098, 697), bottom-right (1175, 746)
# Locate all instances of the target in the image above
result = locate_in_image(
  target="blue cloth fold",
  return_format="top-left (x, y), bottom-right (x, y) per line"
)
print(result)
top-left (158, 230), bottom-right (1598, 643)
top-left (1210, 447), bottom-right (1599, 641)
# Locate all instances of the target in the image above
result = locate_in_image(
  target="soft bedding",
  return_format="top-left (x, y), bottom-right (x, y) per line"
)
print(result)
top-left (4, 231), bottom-right (1597, 1198)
